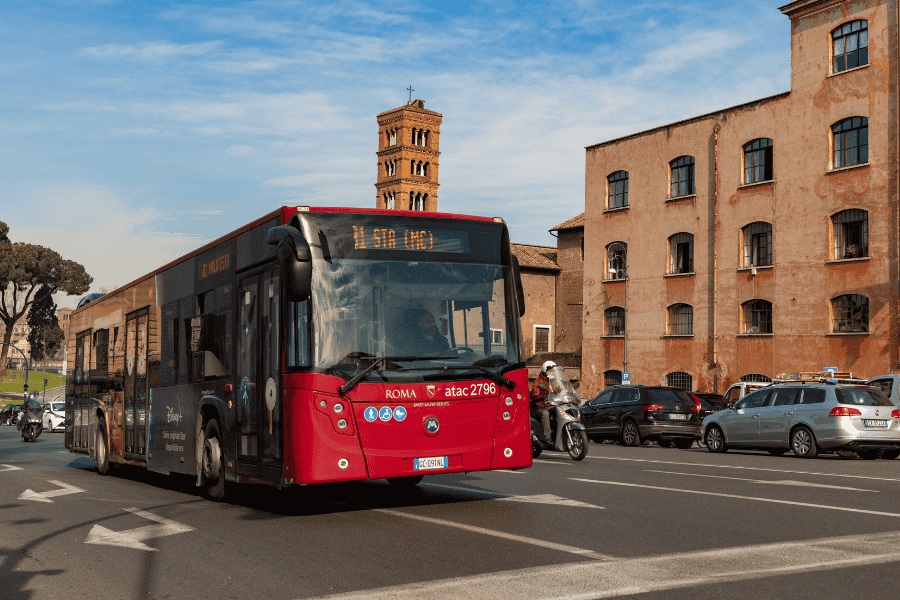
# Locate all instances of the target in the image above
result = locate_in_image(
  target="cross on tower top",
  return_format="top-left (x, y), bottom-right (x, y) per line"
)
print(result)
top-left (407, 85), bottom-right (414, 102)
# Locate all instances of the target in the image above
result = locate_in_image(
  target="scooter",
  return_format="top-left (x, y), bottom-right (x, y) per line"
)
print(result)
top-left (530, 366), bottom-right (589, 461)
top-left (17, 398), bottom-right (43, 443)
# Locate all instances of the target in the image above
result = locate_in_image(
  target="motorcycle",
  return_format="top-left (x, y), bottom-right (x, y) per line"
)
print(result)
top-left (17, 398), bottom-right (44, 443)
top-left (530, 366), bottom-right (589, 461)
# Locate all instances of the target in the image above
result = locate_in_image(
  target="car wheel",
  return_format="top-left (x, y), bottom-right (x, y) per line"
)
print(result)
top-left (791, 426), bottom-right (818, 458)
top-left (657, 439), bottom-right (672, 448)
top-left (881, 449), bottom-right (900, 460)
top-left (704, 426), bottom-right (727, 453)
top-left (856, 449), bottom-right (883, 460)
top-left (673, 439), bottom-right (694, 450)
top-left (202, 419), bottom-right (225, 501)
top-left (767, 449), bottom-right (787, 456)
top-left (621, 421), bottom-right (641, 447)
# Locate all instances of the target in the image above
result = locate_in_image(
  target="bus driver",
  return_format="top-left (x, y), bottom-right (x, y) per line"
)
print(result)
top-left (404, 309), bottom-right (449, 356)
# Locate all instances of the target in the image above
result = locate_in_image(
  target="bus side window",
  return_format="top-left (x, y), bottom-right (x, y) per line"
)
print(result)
top-left (287, 300), bottom-right (310, 368)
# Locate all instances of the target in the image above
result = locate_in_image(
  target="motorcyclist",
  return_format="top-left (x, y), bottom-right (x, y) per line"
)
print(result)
top-left (530, 361), bottom-right (556, 445)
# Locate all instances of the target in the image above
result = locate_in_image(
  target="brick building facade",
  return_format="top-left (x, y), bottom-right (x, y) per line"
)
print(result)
top-left (582, 0), bottom-right (899, 397)
top-left (375, 99), bottom-right (441, 212)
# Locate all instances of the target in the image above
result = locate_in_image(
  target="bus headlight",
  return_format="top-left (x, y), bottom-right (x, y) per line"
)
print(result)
top-left (337, 418), bottom-right (348, 429)
top-left (505, 397), bottom-right (513, 406)
top-left (334, 403), bottom-right (344, 414)
top-left (502, 411), bottom-right (511, 421)
top-left (338, 458), bottom-right (349, 469)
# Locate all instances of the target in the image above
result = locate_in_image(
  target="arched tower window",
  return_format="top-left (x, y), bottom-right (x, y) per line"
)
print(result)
top-left (832, 20), bottom-right (868, 73)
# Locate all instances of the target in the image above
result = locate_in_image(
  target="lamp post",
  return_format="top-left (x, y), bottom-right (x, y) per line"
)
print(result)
top-left (607, 243), bottom-right (627, 383)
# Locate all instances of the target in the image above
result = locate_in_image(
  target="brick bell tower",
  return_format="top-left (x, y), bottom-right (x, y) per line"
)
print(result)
top-left (376, 97), bottom-right (441, 212)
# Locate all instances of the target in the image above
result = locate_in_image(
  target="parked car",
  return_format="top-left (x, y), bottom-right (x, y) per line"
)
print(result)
top-left (723, 381), bottom-right (770, 404)
top-left (580, 385), bottom-right (700, 448)
top-left (1, 404), bottom-right (23, 426)
top-left (42, 401), bottom-right (65, 432)
top-left (702, 382), bottom-right (900, 459)
top-left (864, 374), bottom-right (900, 459)
top-left (692, 392), bottom-right (729, 420)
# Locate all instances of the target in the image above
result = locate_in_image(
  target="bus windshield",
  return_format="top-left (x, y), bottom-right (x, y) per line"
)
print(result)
top-left (310, 258), bottom-right (521, 381)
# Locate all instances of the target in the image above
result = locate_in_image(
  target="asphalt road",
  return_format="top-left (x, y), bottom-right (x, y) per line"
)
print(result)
top-left (3, 428), bottom-right (900, 600)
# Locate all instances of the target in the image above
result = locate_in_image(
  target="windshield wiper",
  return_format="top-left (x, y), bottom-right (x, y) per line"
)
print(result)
top-left (338, 355), bottom-right (455, 396)
top-left (436, 364), bottom-right (515, 390)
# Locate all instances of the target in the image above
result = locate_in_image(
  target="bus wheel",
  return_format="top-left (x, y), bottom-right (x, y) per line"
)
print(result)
top-left (387, 475), bottom-right (424, 487)
top-left (95, 418), bottom-right (110, 475)
top-left (202, 419), bottom-right (225, 501)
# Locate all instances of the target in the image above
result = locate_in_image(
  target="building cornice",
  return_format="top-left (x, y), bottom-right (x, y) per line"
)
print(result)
top-left (375, 179), bottom-right (440, 190)
top-left (377, 146), bottom-right (440, 158)
top-left (779, 0), bottom-right (845, 19)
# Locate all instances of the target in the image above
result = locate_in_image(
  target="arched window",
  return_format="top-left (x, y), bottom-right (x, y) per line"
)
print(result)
top-left (604, 370), bottom-right (622, 388)
top-left (667, 304), bottom-right (693, 335)
top-left (832, 209), bottom-right (868, 259)
top-left (422, 193), bottom-right (428, 209)
top-left (605, 242), bottom-right (627, 281)
top-left (668, 232), bottom-right (694, 274)
top-left (410, 160), bottom-right (415, 175)
top-left (743, 138), bottom-right (773, 183)
top-left (670, 156), bottom-right (695, 198)
top-left (832, 294), bottom-right (869, 333)
top-left (666, 371), bottom-right (692, 392)
top-left (423, 130), bottom-right (429, 146)
top-left (423, 162), bottom-right (429, 177)
top-left (416, 161), bottom-right (423, 176)
top-left (832, 117), bottom-right (868, 168)
top-left (607, 171), bottom-right (628, 209)
top-left (833, 20), bottom-right (868, 73)
top-left (388, 129), bottom-right (397, 145)
top-left (742, 299), bottom-right (773, 334)
top-left (409, 191), bottom-right (415, 209)
top-left (742, 222), bottom-right (772, 267)
top-left (740, 373), bottom-right (771, 383)
top-left (605, 307), bottom-right (624, 336)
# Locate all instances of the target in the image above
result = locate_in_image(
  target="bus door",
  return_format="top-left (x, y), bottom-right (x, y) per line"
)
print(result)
top-left (73, 330), bottom-right (92, 450)
top-left (124, 308), bottom-right (149, 460)
top-left (236, 268), bottom-right (283, 481)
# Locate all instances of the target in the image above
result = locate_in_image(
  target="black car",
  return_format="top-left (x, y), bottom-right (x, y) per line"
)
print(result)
top-left (691, 392), bottom-right (729, 421)
top-left (1, 404), bottom-right (23, 425)
top-left (580, 385), bottom-right (700, 448)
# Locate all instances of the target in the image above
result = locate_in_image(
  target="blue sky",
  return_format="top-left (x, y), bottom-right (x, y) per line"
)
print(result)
top-left (1, 0), bottom-right (791, 308)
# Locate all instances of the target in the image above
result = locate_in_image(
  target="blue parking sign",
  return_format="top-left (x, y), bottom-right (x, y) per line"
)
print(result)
top-left (622, 372), bottom-right (631, 384)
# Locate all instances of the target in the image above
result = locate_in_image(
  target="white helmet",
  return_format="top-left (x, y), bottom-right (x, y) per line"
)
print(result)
top-left (542, 360), bottom-right (557, 373)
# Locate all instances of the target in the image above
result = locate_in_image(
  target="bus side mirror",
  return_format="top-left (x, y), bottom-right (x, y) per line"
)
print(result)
top-left (267, 226), bottom-right (312, 302)
top-left (510, 254), bottom-right (526, 317)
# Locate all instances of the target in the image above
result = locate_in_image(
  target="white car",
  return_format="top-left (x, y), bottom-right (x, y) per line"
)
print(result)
top-left (42, 401), bottom-right (65, 432)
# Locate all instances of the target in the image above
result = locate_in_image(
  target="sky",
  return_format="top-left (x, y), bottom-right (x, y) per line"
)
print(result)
top-left (0, 0), bottom-right (792, 309)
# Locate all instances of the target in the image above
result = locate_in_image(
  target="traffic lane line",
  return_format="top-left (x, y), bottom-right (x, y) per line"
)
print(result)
top-left (645, 469), bottom-right (880, 492)
top-left (587, 454), bottom-right (900, 483)
top-left (571, 477), bottom-right (900, 518)
top-left (372, 508), bottom-right (615, 562)
top-left (313, 529), bottom-right (900, 600)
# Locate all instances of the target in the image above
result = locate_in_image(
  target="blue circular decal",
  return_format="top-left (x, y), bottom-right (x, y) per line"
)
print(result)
top-left (393, 406), bottom-right (407, 422)
top-left (364, 407), bottom-right (378, 422)
top-left (379, 406), bottom-right (393, 422)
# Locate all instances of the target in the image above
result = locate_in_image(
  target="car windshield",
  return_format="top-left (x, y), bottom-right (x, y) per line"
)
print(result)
top-left (648, 389), bottom-right (691, 406)
top-left (52, 402), bottom-right (64, 411)
top-left (698, 395), bottom-right (728, 409)
top-left (835, 387), bottom-right (893, 406)
top-left (308, 259), bottom-right (521, 382)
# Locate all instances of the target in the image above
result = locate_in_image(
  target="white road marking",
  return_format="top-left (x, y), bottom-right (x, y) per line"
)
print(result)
top-left (572, 478), bottom-right (900, 518)
top-left (0, 464), bottom-right (23, 472)
top-left (494, 469), bottom-right (526, 473)
top-left (589, 454), bottom-right (900, 482)
top-left (533, 458), bottom-right (572, 465)
top-left (84, 507), bottom-right (194, 551)
top-left (19, 480), bottom-right (86, 502)
top-left (646, 469), bottom-right (879, 492)
top-left (422, 483), bottom-right (602, 509)
top-left (314, 530), bottom-right (900, 600)
top-left (374, 508), bottom-right (614, 561)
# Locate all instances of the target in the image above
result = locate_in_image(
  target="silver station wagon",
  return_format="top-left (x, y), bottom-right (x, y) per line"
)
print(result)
top-left (702, 383), bottom-right (900, 459)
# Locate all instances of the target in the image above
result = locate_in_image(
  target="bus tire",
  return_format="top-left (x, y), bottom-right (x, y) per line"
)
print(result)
top-left (202, 419), bottom-right (225, 501)
top-left (96, 417), bottom-right (110, 475)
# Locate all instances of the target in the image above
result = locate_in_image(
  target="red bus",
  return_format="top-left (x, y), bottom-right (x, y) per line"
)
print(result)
top-left (65, 206), bottom-right (532, 499)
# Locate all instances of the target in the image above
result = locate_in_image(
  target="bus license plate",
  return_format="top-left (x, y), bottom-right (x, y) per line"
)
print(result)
top-left (864, 420), bottom-right (888, 428)
top-left (668, 414), bottom-right (687, 420)
top-left (414, 456), bottom-right (448, 471)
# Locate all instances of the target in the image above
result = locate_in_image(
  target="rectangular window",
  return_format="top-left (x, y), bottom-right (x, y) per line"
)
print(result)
top-left (490, 329), bottom-right (503, 345)
top-left (534, 326), bottom-right (550, 354)
top-left (744, 140), bottom-right (773, 184)
top-left (287, 300), bottom-right (311, 368)
top-left (94, 329), bottom-right (109, 375)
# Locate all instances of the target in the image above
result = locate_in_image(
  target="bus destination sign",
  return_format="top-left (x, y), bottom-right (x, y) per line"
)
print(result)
top-left (351, 225), bottom-right (469, 254)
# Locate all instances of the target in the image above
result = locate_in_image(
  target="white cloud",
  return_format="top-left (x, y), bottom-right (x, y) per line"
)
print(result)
top-left (81, 40), bottom-right (223, 60)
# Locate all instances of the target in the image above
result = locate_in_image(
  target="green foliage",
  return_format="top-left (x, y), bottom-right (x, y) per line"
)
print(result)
top-left (0, 369), bottom-right (65, 394)
top-left (27, 285), bottom-right (64, 362)
top-left (0, 220), bottom-right (92, 377)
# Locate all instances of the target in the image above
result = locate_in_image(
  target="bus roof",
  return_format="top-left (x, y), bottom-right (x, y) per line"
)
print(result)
top-left (72, 206), bottom-right (504, 316)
